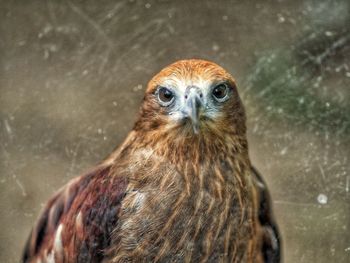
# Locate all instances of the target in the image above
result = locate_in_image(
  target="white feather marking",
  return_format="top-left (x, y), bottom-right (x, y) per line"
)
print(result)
top-left (134, 192), bottom-right (145, 208)
top-left (44, 224), bottom-right (64, 263)
top-left (54, 224), bottom-right (63, 253)
top-left (46, 250), bottom-right (55, 263)
top-left (76, 211), bottom-right (82, 226)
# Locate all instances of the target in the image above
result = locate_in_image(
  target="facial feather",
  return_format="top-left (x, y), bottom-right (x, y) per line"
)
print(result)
top-left (133, 59), bottom-right (248, 166)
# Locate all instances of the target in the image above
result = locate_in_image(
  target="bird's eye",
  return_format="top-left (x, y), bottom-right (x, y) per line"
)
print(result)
top-left (157, 87), bottom-right (174, 105)
top-left (212, 83), bottom-right (229, 101)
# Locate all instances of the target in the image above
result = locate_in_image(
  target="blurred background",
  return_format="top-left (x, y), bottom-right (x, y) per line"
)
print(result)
top-left (1, 0), bottom-right (349, 262)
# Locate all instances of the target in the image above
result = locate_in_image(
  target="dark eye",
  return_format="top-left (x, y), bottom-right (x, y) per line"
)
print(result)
top-left (212, 83), bottom-right (228, 101)
top-left (157, 87), bottom-right (174, 105)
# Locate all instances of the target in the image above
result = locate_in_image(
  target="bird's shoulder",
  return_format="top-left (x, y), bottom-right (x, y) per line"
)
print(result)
top-left (251, 166), bottom-right (281, 263)
top-left (22, 164), bottom-right (128, 263)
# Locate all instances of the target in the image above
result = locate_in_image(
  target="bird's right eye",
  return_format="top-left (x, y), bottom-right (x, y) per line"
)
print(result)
top-left (157, 87), bottom-right (174, 106)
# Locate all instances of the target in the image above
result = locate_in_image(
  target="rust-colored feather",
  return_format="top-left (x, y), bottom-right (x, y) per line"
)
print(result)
top-left (23, 59), bottom-right (281, 263)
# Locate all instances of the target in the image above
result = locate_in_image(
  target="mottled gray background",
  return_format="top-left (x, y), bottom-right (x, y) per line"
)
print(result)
top-left (1, 0), bottom-right (349, 262)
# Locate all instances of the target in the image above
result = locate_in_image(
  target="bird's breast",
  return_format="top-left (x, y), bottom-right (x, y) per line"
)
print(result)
top-left (109, 156), bottom-right (258, 262)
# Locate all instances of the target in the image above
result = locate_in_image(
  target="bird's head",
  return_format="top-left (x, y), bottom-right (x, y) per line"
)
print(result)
top-left (134, 59), bottom-right (246, 141)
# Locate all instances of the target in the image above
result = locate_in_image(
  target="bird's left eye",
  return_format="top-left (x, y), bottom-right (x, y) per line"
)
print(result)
top-left (212, 83), bottom-right (229, 101)
top-left (157, 87), bottom-right (174, 106)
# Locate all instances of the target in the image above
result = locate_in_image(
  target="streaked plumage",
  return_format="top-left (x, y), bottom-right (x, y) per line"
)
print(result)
top-left (23, 59), bottom-right (281, 263)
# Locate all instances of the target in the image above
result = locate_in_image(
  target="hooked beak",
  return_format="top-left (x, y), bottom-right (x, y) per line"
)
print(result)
top-left (183, 88), bottom-right (203, 134)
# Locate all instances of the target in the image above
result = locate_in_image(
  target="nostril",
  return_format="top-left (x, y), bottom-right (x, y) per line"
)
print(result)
top-left (199, 93), bottom-right (203, 98)
top-left (185, 95), bottom-right (188, 99)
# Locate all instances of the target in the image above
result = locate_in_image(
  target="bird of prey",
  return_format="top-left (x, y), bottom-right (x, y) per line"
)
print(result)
top-left (22, 59), bottom-right (281, 263)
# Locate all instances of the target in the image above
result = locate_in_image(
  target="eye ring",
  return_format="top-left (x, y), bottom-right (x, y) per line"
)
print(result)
top-left (212, 83), bottom-right (229, 102)
top-left (157, 86), bottom-right (174, 106)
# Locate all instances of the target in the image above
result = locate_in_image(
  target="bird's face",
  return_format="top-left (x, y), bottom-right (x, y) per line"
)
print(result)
top-left (136, 59), bottom-right (246, 138)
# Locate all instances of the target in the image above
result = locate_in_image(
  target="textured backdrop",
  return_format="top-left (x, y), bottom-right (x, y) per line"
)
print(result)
top-left (1, 0), bottom-right (349, 262)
